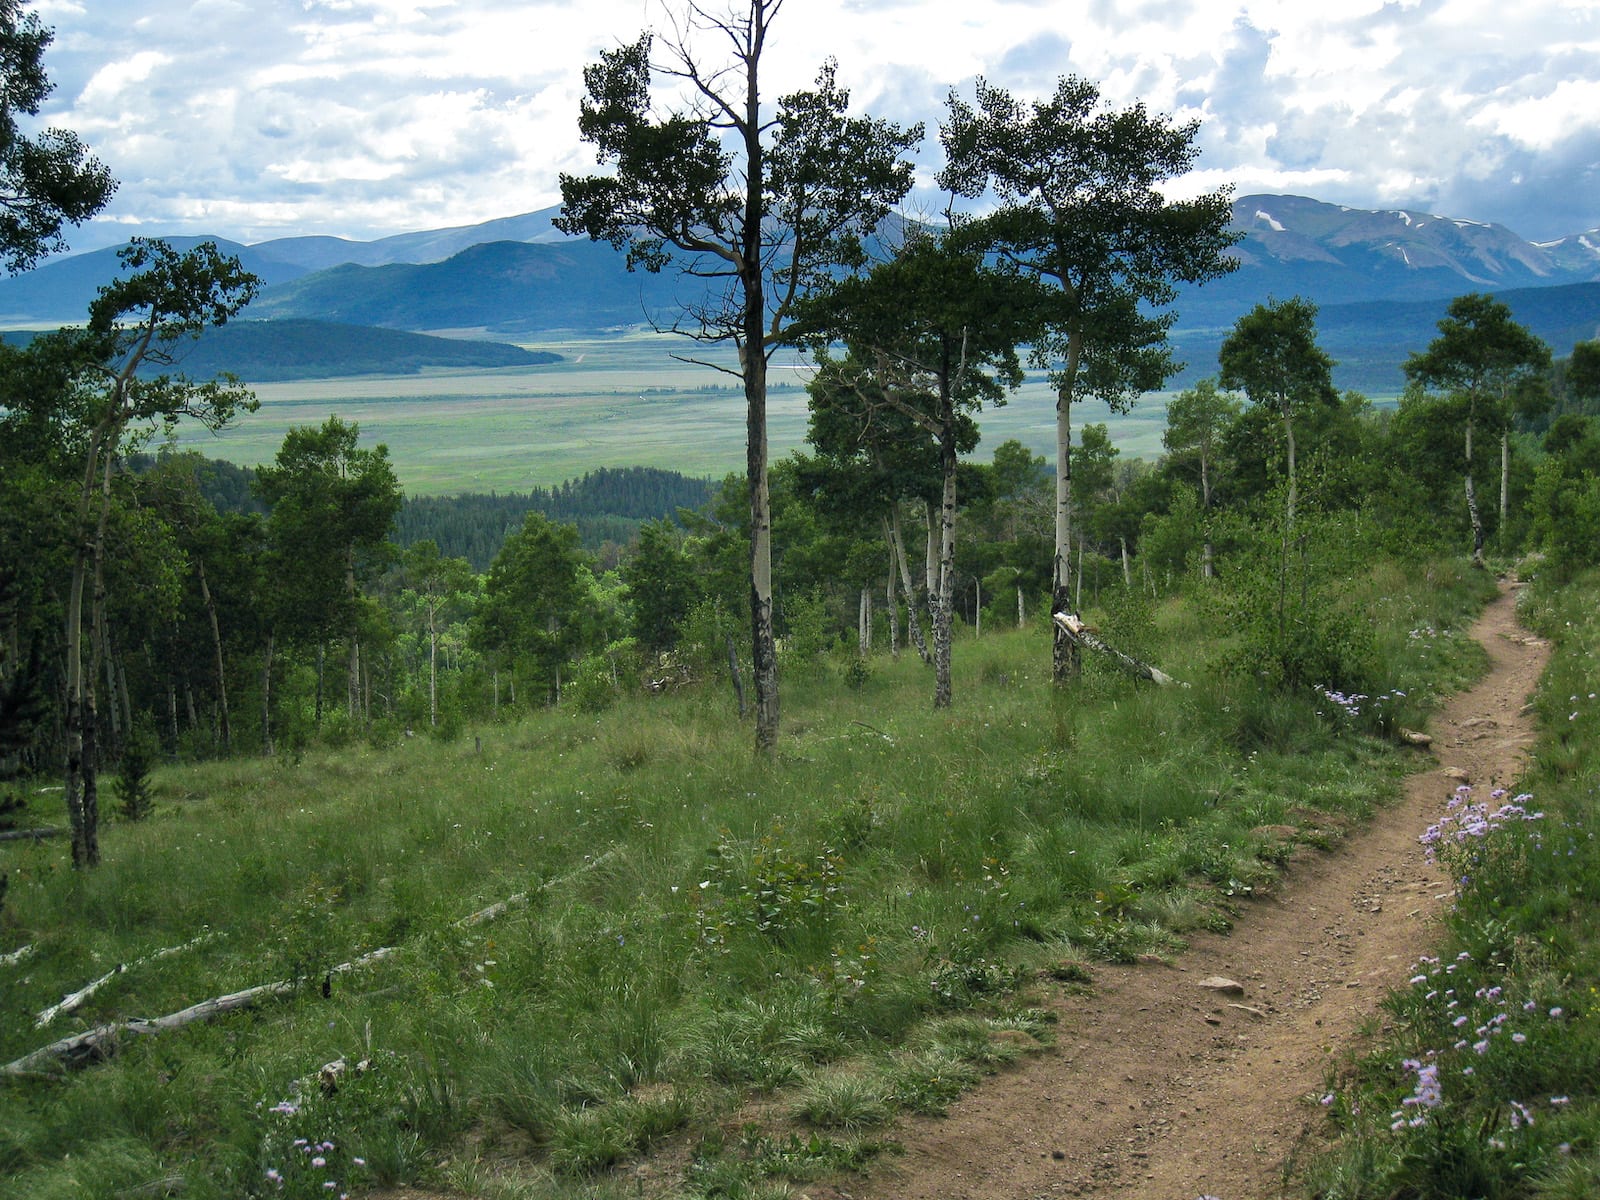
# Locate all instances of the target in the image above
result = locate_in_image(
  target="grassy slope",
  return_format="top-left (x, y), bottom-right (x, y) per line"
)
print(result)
top-left (0, 562), bottom-right (1496, 1199)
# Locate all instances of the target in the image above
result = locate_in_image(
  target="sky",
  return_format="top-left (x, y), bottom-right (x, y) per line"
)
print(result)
top-left (25, 0), bottom-right (1600, 256)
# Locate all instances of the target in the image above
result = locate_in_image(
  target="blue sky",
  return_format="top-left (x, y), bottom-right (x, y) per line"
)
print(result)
top-left (28, 0), bottom-right (1600, 253)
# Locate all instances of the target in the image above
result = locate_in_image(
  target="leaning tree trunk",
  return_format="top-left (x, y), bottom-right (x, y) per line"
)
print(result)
top-left (886, 568), bottom-right (900, 658)
top-left (885, 508), bottom-right (931, 665)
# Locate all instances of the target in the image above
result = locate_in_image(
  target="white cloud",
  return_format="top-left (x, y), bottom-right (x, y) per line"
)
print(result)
top-left (77, 49), bottom-right (171, 105)
top-left (23, 0), bottom-right (1600, 252)
top-left (1473, 79), bottom-right (1600, 150)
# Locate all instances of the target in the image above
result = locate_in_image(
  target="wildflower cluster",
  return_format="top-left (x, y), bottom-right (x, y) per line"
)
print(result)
top-left (1314, 783), bottom-right (1599, 1196)
top-left (1371, 953), bottom-right (1581, 1142)
top-left (1313, 683), bottom-right (1405, 732)
top-left (255, 1054), bottom-right (402, 1199)
top-left (1419, 785), bottom-right (1545, 905)
top-left (1419, 786), bottom-right (1544, 862)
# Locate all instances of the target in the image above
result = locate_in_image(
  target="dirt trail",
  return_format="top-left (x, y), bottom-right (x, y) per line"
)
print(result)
top-left (821, 580), bottom-right (1549, 1200)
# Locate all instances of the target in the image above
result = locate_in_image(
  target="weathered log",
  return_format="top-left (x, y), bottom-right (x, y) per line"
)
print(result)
top-left (0, 826), bottom-right (68, 842)
top-left (4, 946), bottom-right (399, 1078)
top-left (35, 964), bottom-right (124, 1029)
top-left (1052, 612), bottom-right (1186, 687)
top-left (5, 980), bottom-right (299, 1076)
top-left (1, 943), bottom-right (33, 967)
top-left (456, 849), bottom-right (617, 927)
top-left (36, 934), bottom-right (216, 1029)
top-left (3, 853), bottom-right (614, 1077)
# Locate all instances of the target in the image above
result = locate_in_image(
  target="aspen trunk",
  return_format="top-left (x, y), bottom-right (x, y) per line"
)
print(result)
top-left (1053, 612), bottom-right (1185, 687)
top-left (745, 351), bottom-right (779, 752)
top-left (1281, 402), bottom-right (1298, 531)
top-left (725, 633), bottom-right (747, 718)
top-left (886, 569), bottom-right (900, 658)
top-left (1052, 382), bottom-right (1081, 681)
top-left (346, 546), bottom-right (360, 720)
top-left (427, 612), bottom-right (438, 727)
top-left (930, 390), bottom-right (958, 710)
top-left (1465, 416), bottom-right (1484, 565)
top-left (1499, 429), bottom-right (1509, 533)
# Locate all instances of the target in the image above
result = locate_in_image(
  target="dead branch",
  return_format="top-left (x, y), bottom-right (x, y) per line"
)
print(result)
top-left (1053, 612), bottom-right (1187, 687)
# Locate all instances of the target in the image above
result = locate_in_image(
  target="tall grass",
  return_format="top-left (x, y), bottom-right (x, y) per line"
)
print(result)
top-left (0, 559), bottom-right (1496, 1199)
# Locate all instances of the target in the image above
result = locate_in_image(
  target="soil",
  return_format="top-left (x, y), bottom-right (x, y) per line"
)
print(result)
top-left (807, 579), bottom-right (1549, 1200)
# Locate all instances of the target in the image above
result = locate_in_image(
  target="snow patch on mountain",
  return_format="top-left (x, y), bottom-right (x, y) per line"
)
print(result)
top-left (1254, 210), bottom-right (1286, 232)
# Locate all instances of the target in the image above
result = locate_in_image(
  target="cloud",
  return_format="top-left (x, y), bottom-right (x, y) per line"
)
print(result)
top-left (22, 0), bottom-right (1600, 254)
top-left (77, 50), bottom-right (171, 105)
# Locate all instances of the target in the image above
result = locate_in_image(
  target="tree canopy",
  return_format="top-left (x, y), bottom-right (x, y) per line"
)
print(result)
top-left (938, 73), bottom-right (1238, 681)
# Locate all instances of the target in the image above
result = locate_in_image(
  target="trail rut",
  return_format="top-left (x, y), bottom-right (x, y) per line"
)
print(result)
top-left (820, 581), bottom-right (1549, 1200)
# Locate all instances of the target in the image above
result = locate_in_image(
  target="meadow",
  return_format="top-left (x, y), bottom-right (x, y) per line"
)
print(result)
top-left (0, 556), bottom-right (1535, 1200)
top-left (164, 330), bottom-right (1171, 495)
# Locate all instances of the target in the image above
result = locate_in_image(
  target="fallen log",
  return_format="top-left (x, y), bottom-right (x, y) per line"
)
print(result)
top-left (3, 851), bottom-right (615, 1078)
top-left (4, 946), bottom-right (399, 1078)
top-left (456, 848), bottom-right (616, 927)
top-left (1, 944), bottom-right (32, 967)
top-left (0, 826), bottom-right (68, 842)
top-left (1053, 612), bottom-right (1186, 687)
top-left (36, 934), bottom-right (217, 1029)
top-left (35, 964), bottom-right (124, 1029)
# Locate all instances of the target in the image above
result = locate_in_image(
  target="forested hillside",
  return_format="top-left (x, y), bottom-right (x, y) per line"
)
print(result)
top-left (393, 466), bottom-right (718, 567)
top-left (167, 318), bottom-right (561, 381)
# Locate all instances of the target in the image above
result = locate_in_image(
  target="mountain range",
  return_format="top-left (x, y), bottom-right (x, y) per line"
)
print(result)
top-left (1, 194), bottom-right (1597, 392)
